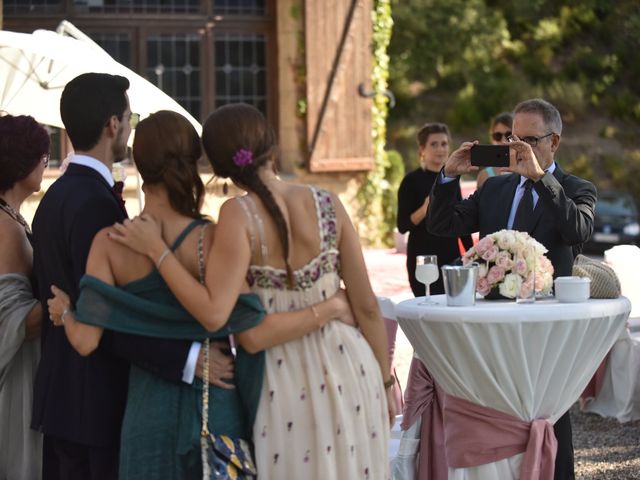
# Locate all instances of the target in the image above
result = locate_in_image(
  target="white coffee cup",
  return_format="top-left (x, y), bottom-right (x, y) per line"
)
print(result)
top-left (554, 276), bottom-right (591, 303)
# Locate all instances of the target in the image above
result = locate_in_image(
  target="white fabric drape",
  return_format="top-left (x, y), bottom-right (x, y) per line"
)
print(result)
top-left (0, 273), bottom-right (42, 480)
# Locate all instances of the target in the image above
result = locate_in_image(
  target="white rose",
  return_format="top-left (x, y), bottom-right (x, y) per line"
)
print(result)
top-left (478, 262), bottom-right (489, 278)
top-left (512, 233), bottom-right (527, 255)
top-left (497, 231), bottom-right (517, 251)
top-left (499, 273), bottom-right (523, 299)
top-left (523, 246), bottom-right (538, 271)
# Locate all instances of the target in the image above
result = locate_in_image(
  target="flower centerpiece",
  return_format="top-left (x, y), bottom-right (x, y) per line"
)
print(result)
top-left (462, 229), bottom-right (554, 299)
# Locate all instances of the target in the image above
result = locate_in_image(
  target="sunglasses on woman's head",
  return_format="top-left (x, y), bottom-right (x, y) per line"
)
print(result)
top-left (492, 131), bottom-right (512, 142)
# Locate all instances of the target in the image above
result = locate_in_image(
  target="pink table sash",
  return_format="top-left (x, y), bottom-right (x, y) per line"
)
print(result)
top-left (444, 394), bottom-right (557, 480)
top-left (401, 358), bottom-right (447, 480)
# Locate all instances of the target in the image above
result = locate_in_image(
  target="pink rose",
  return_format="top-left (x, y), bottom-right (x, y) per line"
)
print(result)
top-left (481, 246), bottom-right (499, 262)
top-left (475, 236), bottom-right (495, 256)
top-left (476, 277), bottom-right (491, 296)
top-left (514, 256), bottom-right (528, 276)
top-left (495, 251), bottom-right (513, 270)
top-left (539, 256), bottom-right (554, 275)
top-left (519, 281), bottom-right (534, 299)
top-left (487, 265), bottom-right (506, 284)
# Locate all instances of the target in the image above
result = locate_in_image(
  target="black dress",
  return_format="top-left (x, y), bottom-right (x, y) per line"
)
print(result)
top-left (397, 167), bottom-right (473, 296)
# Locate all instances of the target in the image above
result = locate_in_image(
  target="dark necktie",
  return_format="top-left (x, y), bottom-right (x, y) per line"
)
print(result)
top-left (512, 179), bottom-right (533, 232)
top-left (112, 181), bottom-right (126, 211)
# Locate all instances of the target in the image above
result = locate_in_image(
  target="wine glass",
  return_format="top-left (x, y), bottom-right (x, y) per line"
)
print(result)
top-left (415, 255), bottom-right (439, 305)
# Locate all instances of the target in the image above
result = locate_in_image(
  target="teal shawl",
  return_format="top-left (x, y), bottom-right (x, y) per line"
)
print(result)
top-left (75, 274), bottom-right (266, 433)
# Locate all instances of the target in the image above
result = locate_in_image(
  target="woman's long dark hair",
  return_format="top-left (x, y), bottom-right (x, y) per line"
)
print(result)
top-left (202, 103), bottom-right (295, 286)
top-left (133, 110), bottom-right (204, 219)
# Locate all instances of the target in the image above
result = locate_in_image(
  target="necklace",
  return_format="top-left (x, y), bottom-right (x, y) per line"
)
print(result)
top-left (0, 197), bottom-right (31, 235)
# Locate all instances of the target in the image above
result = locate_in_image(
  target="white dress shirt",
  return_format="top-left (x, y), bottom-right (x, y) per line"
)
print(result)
top-left (506, 162), bottom-right (556, 229)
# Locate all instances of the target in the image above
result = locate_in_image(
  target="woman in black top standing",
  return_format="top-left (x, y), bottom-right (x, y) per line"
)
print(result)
top-left (396, 122), bottom-right (473, 296)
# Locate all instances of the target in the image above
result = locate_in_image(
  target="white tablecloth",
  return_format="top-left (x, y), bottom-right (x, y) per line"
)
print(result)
top-left (396, 295), bottom-right (631, 480)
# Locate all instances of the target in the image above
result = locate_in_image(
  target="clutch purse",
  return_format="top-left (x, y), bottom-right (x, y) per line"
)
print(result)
top-left (200, 348), bottom-right (257, 480)
top-left (572, 254), bottom-right (621, 299)
top-left (198, 225), bottom-right (257, 480)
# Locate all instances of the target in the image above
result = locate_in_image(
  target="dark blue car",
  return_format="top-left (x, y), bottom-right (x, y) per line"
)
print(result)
top-left (585, 190), bottom-right (640, 253)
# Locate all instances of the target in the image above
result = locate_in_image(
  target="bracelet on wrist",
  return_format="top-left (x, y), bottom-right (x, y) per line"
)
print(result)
top-left (61, 306), bottom-right (72, 325)
top-left (383, 376), bottom-right (396, 390)
top-left (156, 247), bottom-right (171, 270)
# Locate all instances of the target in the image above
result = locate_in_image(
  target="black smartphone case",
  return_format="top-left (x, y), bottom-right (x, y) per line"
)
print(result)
top-left (470, 145), bottom-right (509, 167)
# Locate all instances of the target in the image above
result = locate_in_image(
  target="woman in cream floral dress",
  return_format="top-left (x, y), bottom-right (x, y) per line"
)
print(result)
top-left (113, 104), bottom-right (395, 479)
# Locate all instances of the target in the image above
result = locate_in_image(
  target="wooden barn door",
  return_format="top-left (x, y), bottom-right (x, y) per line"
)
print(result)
top-left (305, 0), bottom-right (374, 172)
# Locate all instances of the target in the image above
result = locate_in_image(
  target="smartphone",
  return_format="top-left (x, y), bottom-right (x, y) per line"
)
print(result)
top-left (470, 144), bottom-right (509, 167)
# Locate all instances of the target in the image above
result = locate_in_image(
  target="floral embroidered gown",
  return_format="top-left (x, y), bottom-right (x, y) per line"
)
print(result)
top-left (239, 187), bottom-right (389, 479)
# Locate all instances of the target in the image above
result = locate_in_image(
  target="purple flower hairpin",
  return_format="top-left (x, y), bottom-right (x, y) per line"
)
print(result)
top-left (233, 148), bottom-right (253, 167)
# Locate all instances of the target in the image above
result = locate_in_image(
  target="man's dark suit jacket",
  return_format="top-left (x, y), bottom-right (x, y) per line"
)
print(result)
top-left (426, 165), bottom-right (597, 277)
top-left (32, 163), bottom-right (191, 448)
top-left (426, 163), bottom-right (597, 479)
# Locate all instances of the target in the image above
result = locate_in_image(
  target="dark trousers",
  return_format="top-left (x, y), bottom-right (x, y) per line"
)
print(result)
top-left (42, 435), bottom-right (118, 480)
top-left (554, 411), bottom-right (575, 480)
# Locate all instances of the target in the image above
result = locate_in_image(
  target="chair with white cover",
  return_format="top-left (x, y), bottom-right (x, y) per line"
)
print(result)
top-left (581, 245), bottom-right (640, 422)
top-left (582, 328), bottom-right (640, 422)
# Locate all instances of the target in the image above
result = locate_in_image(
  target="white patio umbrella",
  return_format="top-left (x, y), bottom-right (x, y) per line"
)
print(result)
top-left (0, 21), bottom-right (201, 135)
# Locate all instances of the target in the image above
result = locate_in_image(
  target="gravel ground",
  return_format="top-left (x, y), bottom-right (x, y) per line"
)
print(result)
top-left (573, 404), bottom-right (640, 479)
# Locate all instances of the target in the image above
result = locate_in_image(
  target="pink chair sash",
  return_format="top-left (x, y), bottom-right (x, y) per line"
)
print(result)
top-left (400, 358), bottom-right (448, 480)
top-left (581, 354), bottom-right (608, 399)
top-left (444, 394), bottom-right (557, 480)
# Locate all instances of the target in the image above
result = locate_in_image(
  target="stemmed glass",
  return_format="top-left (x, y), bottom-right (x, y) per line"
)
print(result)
top-left (415, 255), bottom-right (439, 305)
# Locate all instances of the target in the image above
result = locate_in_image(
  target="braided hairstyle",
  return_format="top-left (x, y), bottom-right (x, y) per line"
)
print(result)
top-left (133, 110), bottom-right (204, 219)
top-left (202, 103), bottom-right (295, 286)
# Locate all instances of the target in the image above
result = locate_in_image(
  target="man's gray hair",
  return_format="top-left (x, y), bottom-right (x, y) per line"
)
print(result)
top-left (514, 98), bottom-right (563, 135)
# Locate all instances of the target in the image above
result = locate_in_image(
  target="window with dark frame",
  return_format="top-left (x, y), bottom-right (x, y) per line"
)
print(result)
top-left (213, 0), bottom-right (266, 16)
top-left (3, 0), bottom-right (275, 158)
top-left (215, 33), bottom-right (267, 115)
top-left (72, 0), bottom-right (200, 14)
top-left (146, 33), bottom-right (202, 120)
top-left (3, 0), bottom-right (62, 14)
top-left (90, 32), bottom-right (132, 68)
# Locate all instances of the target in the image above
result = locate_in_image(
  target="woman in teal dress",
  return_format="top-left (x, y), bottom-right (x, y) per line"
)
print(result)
top-left (47, 111), bottom-right (354, 479)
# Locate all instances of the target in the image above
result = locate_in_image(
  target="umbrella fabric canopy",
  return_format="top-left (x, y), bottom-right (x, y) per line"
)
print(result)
top-left (0, 25), bottom-right (201, 135)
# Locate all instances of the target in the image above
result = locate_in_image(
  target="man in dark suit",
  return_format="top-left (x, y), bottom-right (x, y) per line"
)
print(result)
top-left (426, 98), bottom-right (597, 479)
top-left (31, 73), bottom-right (231, 480)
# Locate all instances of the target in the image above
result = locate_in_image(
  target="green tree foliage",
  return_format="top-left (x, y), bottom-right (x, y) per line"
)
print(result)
top-left (390, 0), bottom-right (640, 126)
top-left (358, 0), bottom-right (395, 246)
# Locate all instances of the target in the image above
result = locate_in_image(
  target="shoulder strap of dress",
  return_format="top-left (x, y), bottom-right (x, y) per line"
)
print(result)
top-left (311, 186), bottom-right (338, 251)
top-left (238, 195), bottom-right (268, 264)
top-left (170, 218), bottom-right (209, 251)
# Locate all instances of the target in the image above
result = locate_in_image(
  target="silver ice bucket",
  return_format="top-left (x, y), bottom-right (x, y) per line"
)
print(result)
top-left (441, 264), bottom-right (478, 306)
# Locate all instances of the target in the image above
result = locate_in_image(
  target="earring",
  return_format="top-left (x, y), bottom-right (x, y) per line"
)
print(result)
top-left (222, 181), bottom-right (229, 195)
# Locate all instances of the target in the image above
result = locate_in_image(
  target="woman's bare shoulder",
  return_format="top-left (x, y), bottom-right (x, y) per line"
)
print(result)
top-left (90, 225), bottom-right (146, 267)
